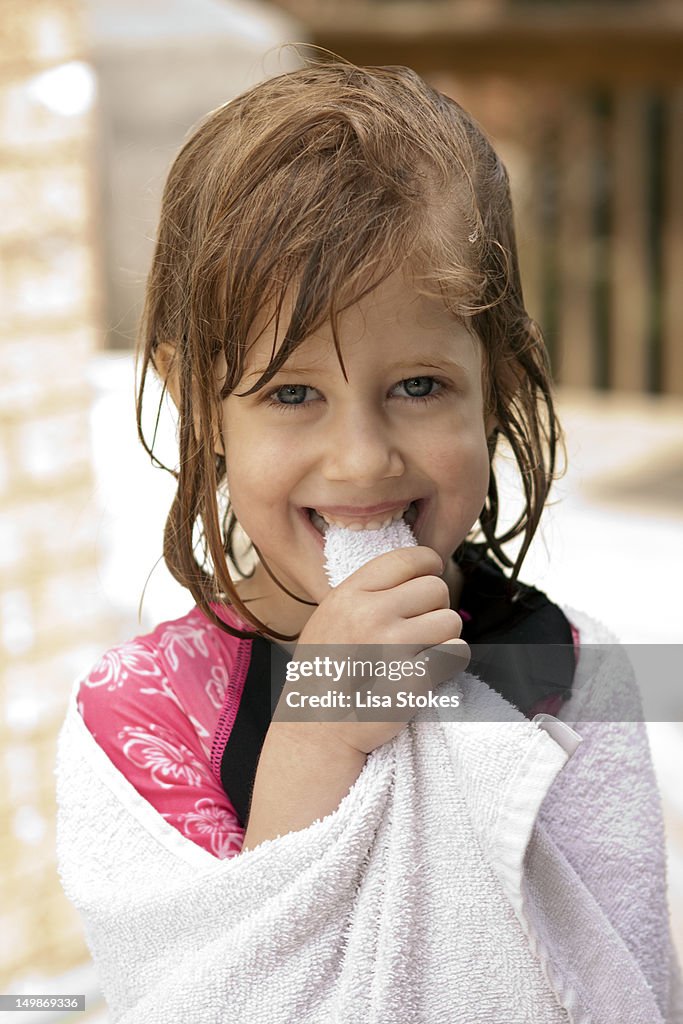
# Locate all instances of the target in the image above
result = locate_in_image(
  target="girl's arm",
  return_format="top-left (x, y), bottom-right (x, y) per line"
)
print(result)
top-left (241, 722), bottom-right (366, 851)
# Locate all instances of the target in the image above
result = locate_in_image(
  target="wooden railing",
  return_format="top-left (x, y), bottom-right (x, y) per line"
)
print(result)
top-left (497, 84), bottom-right (683, 395)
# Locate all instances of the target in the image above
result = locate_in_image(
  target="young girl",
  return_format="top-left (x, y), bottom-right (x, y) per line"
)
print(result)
top-left (57, 58), bottom-right (682, 1022)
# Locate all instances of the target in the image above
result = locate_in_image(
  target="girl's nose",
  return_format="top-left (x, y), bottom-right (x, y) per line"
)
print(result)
top-left (322, 410), bottom-right (405, 485)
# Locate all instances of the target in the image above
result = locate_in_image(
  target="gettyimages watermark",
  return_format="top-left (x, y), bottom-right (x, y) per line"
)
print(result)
top-left (264, 643), bottom-right (683, 724)
top-left (283, 649), bottom-right (460, 713)
top-left (267, 643), bottom-right (467, 726)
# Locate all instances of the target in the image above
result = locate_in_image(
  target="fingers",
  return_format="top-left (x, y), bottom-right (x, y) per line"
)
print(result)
top-left (391, 607), bottom-right (463, 649)
top-left (390, 573), bottom-right (452, 618)
top-left (346, 546), bottom-right (443, 592)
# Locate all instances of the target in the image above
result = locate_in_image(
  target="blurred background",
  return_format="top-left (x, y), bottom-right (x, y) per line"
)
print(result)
top-left (0, 0), bottom-right (681, 1018)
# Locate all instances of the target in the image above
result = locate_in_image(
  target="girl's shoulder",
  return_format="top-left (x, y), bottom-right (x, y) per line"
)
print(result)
top-left (81, 601), bottom-right (249, 675)
top-left (75, 601), bottom-right (253, 733)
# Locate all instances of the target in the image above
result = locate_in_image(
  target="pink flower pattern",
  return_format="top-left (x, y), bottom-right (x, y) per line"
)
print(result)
top-left (119, 723), bottom-right (214, 790)
top-left (163, 798), bottom-right (246, 859)
top-left (205, 664), bottom-right (229, 710)
top-left (83, 640), bottom-right (163, 692)
top-left (157, 620), bottom-right (210, 671)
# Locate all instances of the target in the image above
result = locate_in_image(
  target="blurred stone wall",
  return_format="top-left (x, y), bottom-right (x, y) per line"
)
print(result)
top-left (0, 0), bottom-right (128, 989)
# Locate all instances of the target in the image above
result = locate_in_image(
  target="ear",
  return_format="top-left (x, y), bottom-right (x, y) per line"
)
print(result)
top-left (152, 341), bottom-right (225, 457)
top-left (152, 341), bottom-right (181, 408)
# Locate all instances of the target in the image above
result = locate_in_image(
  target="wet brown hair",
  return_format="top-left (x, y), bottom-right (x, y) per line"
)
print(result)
top-left (136, 54), bottom-right (566, 643)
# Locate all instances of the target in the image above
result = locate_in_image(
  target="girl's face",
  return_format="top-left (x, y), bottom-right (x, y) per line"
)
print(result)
top-left (219, 267), bottom-right (495, 637)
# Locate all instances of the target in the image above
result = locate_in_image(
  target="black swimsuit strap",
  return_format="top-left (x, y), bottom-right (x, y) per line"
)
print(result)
top-left (220, 545), bottom-right (575, 827)
top-left (219, 636), bottom-right (290, 832)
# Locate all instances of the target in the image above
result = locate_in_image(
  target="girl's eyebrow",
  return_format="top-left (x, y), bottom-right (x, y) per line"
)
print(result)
top-left (244, 357), bottom-right (470, 380)
top-left (243, 365), bottom-right (323, 380)
top-left (391, 358), bottom-right (469, 376)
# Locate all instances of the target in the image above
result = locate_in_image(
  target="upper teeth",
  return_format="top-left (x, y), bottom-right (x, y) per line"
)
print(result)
top-left (312, 504), bottom-right (411, 532)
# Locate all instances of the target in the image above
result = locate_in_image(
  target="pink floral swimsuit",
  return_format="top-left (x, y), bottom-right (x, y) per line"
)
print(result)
top-left (78, 602), bottom-right (580, 861)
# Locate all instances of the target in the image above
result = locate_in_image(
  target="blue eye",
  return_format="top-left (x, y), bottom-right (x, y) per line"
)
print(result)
top-left (395, 377), bottom-right (441, 401)
top-left (266, 384), bottom-right (317, 409)
top-left (264, 377), bottom-right (446, 413)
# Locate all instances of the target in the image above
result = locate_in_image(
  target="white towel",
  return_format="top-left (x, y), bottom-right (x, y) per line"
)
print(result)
top-left (55, 521), bottom-right (683, 1023)
top-left (323, 517), bottom-right (417, 586)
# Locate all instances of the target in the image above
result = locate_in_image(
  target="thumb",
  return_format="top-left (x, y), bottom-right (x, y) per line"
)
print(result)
top-left (419, 638), bottom-right (471, 691)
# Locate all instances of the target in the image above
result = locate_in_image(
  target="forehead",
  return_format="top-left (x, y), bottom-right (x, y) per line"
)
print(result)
top-left (241, 266), bottom-right (482, 377)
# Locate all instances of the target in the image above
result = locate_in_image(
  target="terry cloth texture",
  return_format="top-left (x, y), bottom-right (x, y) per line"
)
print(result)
top-left (55, 517), bottom-right (683, 1023)
top-left (322, 515), bottom-right (418, 580)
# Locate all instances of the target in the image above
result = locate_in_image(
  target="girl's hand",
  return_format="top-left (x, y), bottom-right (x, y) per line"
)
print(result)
top-left (278, 546), bottom-right (470, 754)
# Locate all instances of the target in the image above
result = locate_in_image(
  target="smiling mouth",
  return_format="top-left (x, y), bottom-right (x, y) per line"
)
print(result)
top-left (306, 500), bottom-right (420, 536)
